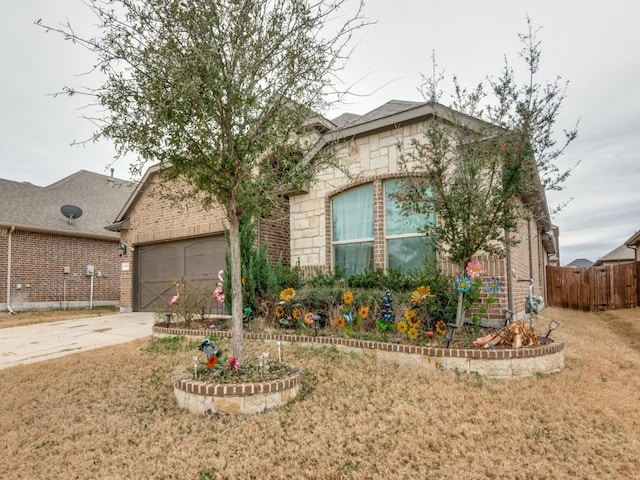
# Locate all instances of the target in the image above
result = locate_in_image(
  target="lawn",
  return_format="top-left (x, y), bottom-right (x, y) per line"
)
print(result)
top-left (1, 307), bottom-right (639, 479)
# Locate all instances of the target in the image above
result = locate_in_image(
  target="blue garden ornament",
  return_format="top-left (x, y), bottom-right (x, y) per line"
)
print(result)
top-left (199, 339), bottom-right (221, 358)
top-left (377, 291), bottom-right (395, 331)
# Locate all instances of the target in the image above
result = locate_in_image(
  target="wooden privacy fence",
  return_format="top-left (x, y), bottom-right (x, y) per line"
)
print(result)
top-left (546, 262), bottom-right (640, 311)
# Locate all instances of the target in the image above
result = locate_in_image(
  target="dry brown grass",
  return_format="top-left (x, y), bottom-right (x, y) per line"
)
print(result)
top-left (1, 307), bottom-right (639, 479)
top-left (0, 307), bottom-right (119, 329)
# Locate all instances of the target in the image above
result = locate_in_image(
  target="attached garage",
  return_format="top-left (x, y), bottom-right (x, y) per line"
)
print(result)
top-left (135, 235), bottom-right (227, 312)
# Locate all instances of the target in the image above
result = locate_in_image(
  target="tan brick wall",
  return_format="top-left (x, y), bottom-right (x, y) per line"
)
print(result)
top-left (119, 172), bottom-right (291, 310)
top-left (119, 172), bottom-right (228, 311)
top-left (126, 174), bottom-right (229, 246)
top-left (258, 197), bottom-right (291, 267)
top-left (0, 227), bottom-right (120, 310)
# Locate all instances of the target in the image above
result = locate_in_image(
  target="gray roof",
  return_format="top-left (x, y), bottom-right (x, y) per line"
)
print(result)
top-left (0, 170), bottom-right (135, 239)
top-left (566, 258), bottom-right (594, 268)
top-left (330, 100), bottom-right (425, 129)
top-left (593, 242), bottom-right (636, 266)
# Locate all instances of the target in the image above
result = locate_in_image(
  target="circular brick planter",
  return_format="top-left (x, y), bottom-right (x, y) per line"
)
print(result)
top-left (173, 366), bottom-right (303, 416)
top-left (154, 325), bottom-right (564, 381)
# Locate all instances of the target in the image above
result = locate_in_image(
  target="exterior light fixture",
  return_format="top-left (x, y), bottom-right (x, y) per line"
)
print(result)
top-left (445, 322), bottom-right (458, 348)
top-left (312, 314), bottom-right (322, 336)
top-left (164, 312), bottom-right (172, 326)
top-left (117, 243), bottom-right (127, 256)
top-left (545, 320), bottom-right (560, 338)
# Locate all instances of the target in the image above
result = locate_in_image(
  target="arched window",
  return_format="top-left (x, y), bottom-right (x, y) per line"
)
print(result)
top-left (331, 179), bottom-right (435, 275)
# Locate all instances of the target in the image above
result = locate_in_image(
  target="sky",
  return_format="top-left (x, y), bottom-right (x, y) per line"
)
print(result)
top-left (1, 0), bottom-right (639, 265)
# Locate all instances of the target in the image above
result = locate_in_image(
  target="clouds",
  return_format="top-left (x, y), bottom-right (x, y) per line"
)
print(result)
top-left (1, 0), bottom-right (638, 264)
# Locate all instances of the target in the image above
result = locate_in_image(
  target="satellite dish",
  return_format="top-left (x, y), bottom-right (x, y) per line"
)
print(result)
top-left (61, 205), bottom-right (83, 225)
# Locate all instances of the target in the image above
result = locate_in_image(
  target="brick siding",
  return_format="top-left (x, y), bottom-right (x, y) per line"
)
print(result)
top-left (0, 227), bottom-right (120, 310)
top-left (119, 172), bottom-right (292, 310)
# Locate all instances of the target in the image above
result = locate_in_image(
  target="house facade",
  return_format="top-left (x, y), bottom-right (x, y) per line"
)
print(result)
top-left (109, 168), bottom-right (289, 313)
top-left (0, 170), bottom-right (134, 312)
top-left (111, 100), bottom-right (558, 321)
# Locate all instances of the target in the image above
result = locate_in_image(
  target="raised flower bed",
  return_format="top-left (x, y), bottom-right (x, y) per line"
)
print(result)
top-left (154, 325), bottom-right (564, 381)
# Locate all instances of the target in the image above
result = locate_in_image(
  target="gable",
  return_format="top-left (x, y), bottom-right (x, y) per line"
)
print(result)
top-left (0, 170), bottom-right (134, 240)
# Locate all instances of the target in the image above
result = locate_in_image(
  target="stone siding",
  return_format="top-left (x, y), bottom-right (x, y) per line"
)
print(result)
top-left (289, 120), bottom-right (552, 320)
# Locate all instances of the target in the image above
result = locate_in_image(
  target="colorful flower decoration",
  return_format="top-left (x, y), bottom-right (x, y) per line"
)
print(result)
top-left (207, 355), bottom-right (218, 370)
top-left (280, 288), bottom-right (296, 302)
top-left (199, 341), bottom-right (217, 357)
top-left (407, 328), bottom-right (419, 340)
top-left (455, 276), bottom-right (472, 293)
top-left (274, 305), bottom-right (284, 317)
top-left (358, 306), bottom-right (369, 319)
top-left (199, 339), bottom-right (221, 371)
top-left (335, 316), bottom-right (346, 329)
top-left (304, 312), bottom-right (314, 326)
top-left (408, 316), bottom-right (421, 329)
top-left (466, 260), bottom-right (484, 278)
top-left (396, 320), bottom-right (409, 334)
top-left (411, 286), bottom-right (435, 305)
top-left (292, 307), bottom-right (303, 320)
top-left (435, 320), bottom-right (447, 336)
top-left (343, 290), bottom-right (354, 305)
top-left (377, 291), bottom-right (395, 331)
top-left (227, 357), bottom-right (239, 370)
top-left (486, 277), bottom-right (502, 294)
top-left (403, 308), bottom-right (417, 322)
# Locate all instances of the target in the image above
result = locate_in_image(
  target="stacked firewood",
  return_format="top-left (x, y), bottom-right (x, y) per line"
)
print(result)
top-left (472, 321), bottom-right (539, 349)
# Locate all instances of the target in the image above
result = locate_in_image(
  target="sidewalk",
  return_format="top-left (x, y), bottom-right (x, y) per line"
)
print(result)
top-left (0, 312), bottom-right (155, 370)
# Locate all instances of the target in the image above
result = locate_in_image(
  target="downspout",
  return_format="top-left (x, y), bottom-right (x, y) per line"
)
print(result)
top-left (6, 226), bottom-right (15, 314)
top-left (505, 231), bottom-right (514, 313)
top-left (527, 217), bottom-right (534, 281)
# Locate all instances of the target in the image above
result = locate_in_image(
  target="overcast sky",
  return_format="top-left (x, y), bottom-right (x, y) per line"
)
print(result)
top-left (1, 1), bottom-right (639, 264)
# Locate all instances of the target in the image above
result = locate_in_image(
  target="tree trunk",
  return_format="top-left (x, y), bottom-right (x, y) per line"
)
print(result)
top-left (227, 204), bottom-right (244, 364)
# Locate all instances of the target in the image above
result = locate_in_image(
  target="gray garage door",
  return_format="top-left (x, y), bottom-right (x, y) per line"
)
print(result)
top-left (136, 236), bottom-right (227, 312)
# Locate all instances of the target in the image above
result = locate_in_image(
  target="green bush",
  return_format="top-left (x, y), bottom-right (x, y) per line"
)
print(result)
top-left (264, 259), bottom-right (458, 331)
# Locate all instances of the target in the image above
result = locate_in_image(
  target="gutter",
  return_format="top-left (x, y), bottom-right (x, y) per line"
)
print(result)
top-left (6, 226), bottom-right (15, 314)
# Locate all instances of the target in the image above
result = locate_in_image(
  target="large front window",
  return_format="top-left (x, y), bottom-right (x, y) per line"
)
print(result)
top-left (331, 179), bottom-right (435, 275)
top-left (332, 184), bottom-right (374, 275)
top-left (384, 179), bottom-right (434, 273)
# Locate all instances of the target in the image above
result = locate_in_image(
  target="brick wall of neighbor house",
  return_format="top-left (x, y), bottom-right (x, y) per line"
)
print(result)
top-left (0, 230), bottom-right (7, 305)
top-left (0, 228), bottom-right (120, 311)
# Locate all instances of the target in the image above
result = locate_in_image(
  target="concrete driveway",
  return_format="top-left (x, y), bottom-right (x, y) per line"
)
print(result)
top-left (0, 312), bottom-right (155, 370)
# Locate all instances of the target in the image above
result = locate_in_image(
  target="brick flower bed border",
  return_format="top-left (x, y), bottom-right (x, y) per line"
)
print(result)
top-left (154, 324), bottom-right (565, 381)
top-left (172, 366), bottom-right (303, 416)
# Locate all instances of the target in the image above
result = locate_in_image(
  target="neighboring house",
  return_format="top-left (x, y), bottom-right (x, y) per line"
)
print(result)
top-left (566, 258), bottom-right (594, 268)
top-left (625, 230), bottom-right (640, 262)
top-left (0, 170), bottom-right (134, 312)
top-left (110, 100), bottom-right (558, 321)
top-left (593, 241), bottom-right (636, 267)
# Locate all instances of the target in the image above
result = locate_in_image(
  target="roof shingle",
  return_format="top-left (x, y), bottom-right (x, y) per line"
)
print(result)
top-left (0, 170), bottom-right (134, 239)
